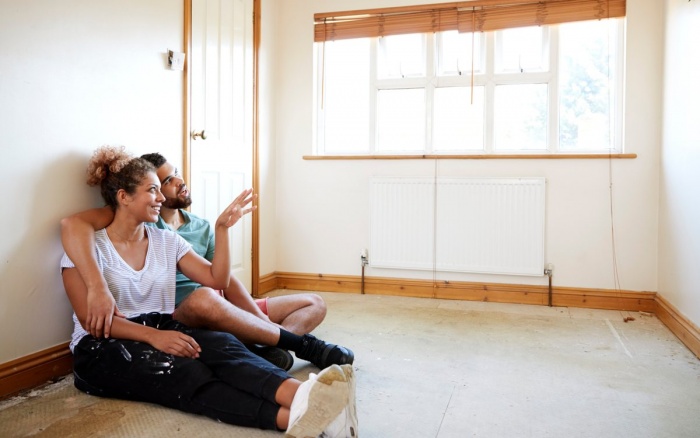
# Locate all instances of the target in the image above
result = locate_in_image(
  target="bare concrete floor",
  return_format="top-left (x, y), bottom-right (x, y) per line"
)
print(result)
top-left (2, 290), bottom-right (700, 437)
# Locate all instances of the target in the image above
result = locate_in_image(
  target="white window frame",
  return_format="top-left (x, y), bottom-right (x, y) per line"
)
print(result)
top-left (313, 19), bottom-right (625, 156)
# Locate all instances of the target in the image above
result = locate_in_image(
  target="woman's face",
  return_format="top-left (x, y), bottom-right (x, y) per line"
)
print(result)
top-left (123, 171), bottom-right (165, 223)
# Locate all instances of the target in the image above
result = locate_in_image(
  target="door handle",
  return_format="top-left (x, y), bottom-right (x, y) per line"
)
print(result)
top-left (191, 130), bottom-right (207, 140)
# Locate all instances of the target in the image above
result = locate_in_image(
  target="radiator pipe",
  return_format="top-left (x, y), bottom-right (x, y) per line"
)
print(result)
top-left (361, 254), bottom-right (369, 294)
top-left (361, 263), bottom-right (365, 294)
top-left (544, 264), bottom-right (554, 306)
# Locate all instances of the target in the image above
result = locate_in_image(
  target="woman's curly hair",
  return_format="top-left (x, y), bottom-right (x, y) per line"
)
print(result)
top-left (86, 145), bottom-right (156, 209)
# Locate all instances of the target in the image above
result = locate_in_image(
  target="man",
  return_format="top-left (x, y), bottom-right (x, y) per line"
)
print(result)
top-left (60, 152), bottom-right (354, 371)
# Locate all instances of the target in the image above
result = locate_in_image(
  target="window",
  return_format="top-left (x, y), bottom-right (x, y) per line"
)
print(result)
top-left (313, 2), bottom-right (625, 156)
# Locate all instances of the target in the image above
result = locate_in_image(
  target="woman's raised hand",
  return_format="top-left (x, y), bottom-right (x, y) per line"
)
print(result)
top-left (215, 188), bottom-right (257, 229)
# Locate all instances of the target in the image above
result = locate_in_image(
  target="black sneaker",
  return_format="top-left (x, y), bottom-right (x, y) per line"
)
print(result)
top-left (247, 344), bottom-right (294, 371)
top-left (296, 334), bottom-right (354, 369)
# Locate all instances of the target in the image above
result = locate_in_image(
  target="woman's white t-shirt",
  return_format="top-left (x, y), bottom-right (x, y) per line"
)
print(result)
top-left (60, 226), bottom-right (192, 352)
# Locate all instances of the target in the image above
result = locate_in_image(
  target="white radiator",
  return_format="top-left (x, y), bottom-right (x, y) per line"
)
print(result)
top-left (370, 177), bottom-right (546, 276)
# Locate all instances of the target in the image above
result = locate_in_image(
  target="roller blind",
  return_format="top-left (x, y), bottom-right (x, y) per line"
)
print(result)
top-left (314, 0), bottom-right (625, 42)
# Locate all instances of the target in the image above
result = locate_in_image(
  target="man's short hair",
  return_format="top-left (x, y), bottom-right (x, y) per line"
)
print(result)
top-left (140, 153), bottom-right (167, 169)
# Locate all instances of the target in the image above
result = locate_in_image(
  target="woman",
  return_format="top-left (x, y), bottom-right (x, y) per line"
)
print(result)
top-left (61, 146), bottom-right (355, 436)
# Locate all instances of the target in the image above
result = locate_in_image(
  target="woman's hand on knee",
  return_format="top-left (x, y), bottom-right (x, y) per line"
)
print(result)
top-left (147, 330), bottom-right (202, 358)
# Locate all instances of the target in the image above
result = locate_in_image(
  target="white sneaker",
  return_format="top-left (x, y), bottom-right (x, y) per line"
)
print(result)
top-left (342, 364), bottom-right (357, 434)
top-left (320, 364), bottom-right (358, 438)
top-left (286, 364), bottom-right (350, 438)
top-left (320, 408), bottom-right (358, 438)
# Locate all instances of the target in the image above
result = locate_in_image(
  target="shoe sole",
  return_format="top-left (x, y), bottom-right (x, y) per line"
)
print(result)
top-left (342, 365), bottom-right (358, 437)
top-left (286, 365), bottom-right (350, 438)
top-left (315, 365), bottom-right (358, 438)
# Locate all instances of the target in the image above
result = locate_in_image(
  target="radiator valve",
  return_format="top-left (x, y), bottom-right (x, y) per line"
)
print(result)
top-left (360, 249), bottom-right (369, 267)
top-left (544, 263), bottom-right (554, 276)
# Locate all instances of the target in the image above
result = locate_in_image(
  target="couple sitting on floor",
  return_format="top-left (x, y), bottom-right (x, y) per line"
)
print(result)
top-left (60, 146), bottom-right (357, 436)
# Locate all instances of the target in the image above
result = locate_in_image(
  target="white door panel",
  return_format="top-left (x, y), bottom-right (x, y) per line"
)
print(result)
top-left (190, 0), bottom-right (253, 289)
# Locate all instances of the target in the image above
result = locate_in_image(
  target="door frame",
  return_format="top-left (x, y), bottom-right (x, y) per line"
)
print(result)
top-left (181, 0), bottom-right (261, 296)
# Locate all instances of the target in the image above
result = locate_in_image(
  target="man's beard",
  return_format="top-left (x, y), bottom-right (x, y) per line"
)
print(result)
top-left (163, 195), bottom-right (192, 209)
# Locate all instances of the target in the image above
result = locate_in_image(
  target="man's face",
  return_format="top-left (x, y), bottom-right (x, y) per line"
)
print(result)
top-left (156, 162), bottom-right (192, 209)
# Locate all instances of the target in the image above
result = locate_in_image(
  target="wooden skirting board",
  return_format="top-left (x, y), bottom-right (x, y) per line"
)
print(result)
top-left (2, 272), bottom-right (698, 400)
top-left (0, 342), bottom-right (72, 400)
top-left (269, 271), bottom-right (696, 358)
top-left (654, 294), bottom-right (700, 359)
top-left (270, 272), bottom-right (656, 312)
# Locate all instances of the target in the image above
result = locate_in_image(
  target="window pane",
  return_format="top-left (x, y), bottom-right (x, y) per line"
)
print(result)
top-left (320, 39), bottom-right (370, 153)
top-left (498, 26), bottom-right (545, 72)
top-left (494, 84), bottom-right (548, 150)
top-left (378, 34), bottom-right (425, 78)
top-left (433, 86), bottom-right (484, 151)
top-left (559, 20), bottom-right (615, 151)
top-left (437, 30), bottom-right (481, 76)
top-left (376, 89), bottom-right (425, 151)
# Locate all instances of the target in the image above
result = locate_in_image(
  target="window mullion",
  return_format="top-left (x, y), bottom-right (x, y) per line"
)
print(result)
top-left (314, 43), bottom-right (325, 155)
top-left (483, 31), bottom-right (495, 154)
top-left (549, 25), bottom-right (559, 153)
top-left (613, 20), bottom-right (624, 152)
top-left (426, 32), bottom-right (435, 154)
top-left (369, 38), bottom-right (378, 153)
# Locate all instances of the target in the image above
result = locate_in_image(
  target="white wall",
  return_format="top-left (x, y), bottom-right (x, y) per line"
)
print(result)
top-left (0, 0), bottom-right (184, 364)
top-left (658, 0), bottom-right (700, 325)
top-left (268, 0), bottom-right (663, 293)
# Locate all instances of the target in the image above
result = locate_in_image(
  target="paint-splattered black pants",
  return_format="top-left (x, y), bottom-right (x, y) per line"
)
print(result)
top-left (72, 313), bottom-right (291, 430)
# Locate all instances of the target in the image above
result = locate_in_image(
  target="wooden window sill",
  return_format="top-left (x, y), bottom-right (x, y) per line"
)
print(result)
top-left (303, 154), bottom-right (637, 160)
